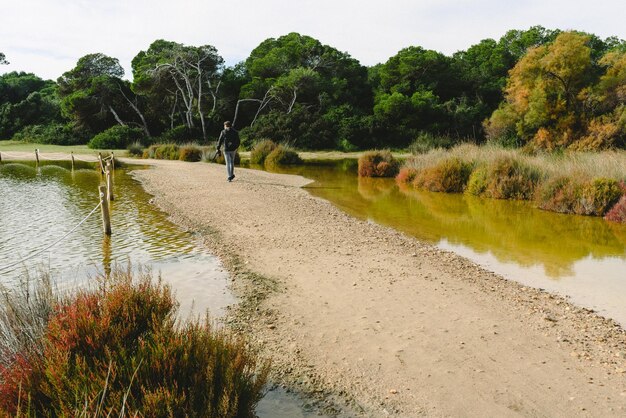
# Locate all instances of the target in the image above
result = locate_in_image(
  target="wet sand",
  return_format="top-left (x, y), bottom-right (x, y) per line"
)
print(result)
top-left (132, 159), bottom-right (626, 417)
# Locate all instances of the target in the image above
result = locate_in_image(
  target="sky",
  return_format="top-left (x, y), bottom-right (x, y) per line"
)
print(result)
top-left (1, 0), bottom-right (625, 81)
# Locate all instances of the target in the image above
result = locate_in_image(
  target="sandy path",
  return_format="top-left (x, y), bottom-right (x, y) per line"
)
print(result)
top-left (132, 159), bottom-right (626, 417)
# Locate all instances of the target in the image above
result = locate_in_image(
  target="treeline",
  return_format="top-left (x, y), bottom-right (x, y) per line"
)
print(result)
top-left (1, 26), bottom-right (625, 151)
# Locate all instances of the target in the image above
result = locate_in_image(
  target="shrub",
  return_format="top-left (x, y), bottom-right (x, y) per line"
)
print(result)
top-left (154, 144), bottom-right (180, 160)
top-left (409, 132), bottom-right (456, 154)
top-left (264, 145), bottom-right (303, 169)
top-left (605, 195), bottom-right (626, 223)
top-left (158, 125), bottom-right (203, 144)
top-left (482, 156), bottom-right (541, 200)
top-left (577, 178), bottom-right (623, 216)
top-left (357, 150), bottom-right (399, 177)
top-left (396, 167), bottom-right (418, 184)
top-left (250, 139), bottom-right (278, 165)
top-left (535, 176), bottom-right (579, 213)
top-left (413, 157), bottom-right (473, 193)
top-left (0, 267), bottom-right (269, 416)
top-left (88, 125), bottom-right (143, 149)
top-left (466, 165), bottom-right (489, 196)
top-left (178, 145), bottom-right (203, 162)
top-left (536, 177), bottom-right (623, 216)
top-left (13, 123), bottom-right (84, 145)
top-left (127, 141), bottom-right (144, 157)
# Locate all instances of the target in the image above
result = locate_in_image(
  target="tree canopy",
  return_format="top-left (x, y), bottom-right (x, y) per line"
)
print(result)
top-left (1, 28), bottom-right (625, 151)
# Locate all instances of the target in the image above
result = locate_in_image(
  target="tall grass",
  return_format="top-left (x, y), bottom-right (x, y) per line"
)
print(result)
top-left (400, 144), bottom-right (626, 219)
top-left (0, 266), bottom-right (269, 417)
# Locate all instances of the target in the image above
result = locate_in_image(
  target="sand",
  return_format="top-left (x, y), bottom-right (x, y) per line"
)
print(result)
top-left (131, 159), bottom-right (626, 417)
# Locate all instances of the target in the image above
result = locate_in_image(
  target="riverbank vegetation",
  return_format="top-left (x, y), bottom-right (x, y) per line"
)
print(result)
top-left (1, 26), bottom-right (625, 154)
top-left (398, 144), bottom-right (626, 220)
top-left (0, 266), bottom-right (268, 416)
top-left (357, 150), bottom-right (400, 177)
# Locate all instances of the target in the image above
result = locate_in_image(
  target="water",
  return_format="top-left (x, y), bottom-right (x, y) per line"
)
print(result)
top-left (261, 160), bottom-right (626, 326)
top-left (0, 161), bottom-right (235, 317)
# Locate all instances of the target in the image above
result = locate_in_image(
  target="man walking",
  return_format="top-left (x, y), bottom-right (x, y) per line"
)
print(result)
top-left (216, 121), bottom-right (240, 182)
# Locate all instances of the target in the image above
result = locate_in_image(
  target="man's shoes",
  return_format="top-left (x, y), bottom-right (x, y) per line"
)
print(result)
top-left (227, 175), bottom-right (234, 182)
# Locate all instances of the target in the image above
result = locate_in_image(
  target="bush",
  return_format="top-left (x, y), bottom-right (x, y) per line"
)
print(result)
top-left (409, 132), bottom-right (456, 154)
top-left (88, 125), bottom-right (144, 149)
top-left (250, 139), bottom-right (278, 165)
top-left (154, 144), bottom-right (180, 160)
top-left (535, 177), bottom-right (622, 216)
top-left (396, 167), bottom-right (418, 184)
top-left (605, 195), bottom-right (626, 223)
top-left (357, 150), bottom-right (399, 177)
top-left (578, 178), bottom-right (623, 216)
top-left (158, 125), bottom-right (203, 144)
top-left (535, 176), bottom-right (578, 213)
top-left (0, 267), bottom-right (269, 416)
top-left (178, 145), bottom-right (203, 162)
top-left (481, 156), bottom-right (541, 200)
top-left (264, 145), bottom-right (303, 169)
top-left (413, 157), bottom-right (473, 193)
top-left (127, 141), bottom-right (144, 157)
top-left (466, 165), bottom-right (489, 196)
top-left (13, 123), bottom-right (85, 145)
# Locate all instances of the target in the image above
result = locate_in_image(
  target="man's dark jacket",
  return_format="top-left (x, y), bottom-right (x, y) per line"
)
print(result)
top-left (217, 128), bottom-right (240, 152)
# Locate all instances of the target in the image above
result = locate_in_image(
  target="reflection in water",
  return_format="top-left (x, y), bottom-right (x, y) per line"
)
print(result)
top-left (0, 161), bottom-right (235, 317)
top-left (262, 159), bottom-right (626, 324)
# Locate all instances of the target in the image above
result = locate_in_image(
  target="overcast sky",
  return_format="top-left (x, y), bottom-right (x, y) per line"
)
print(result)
top-left (2, 0), bottom-right (625, 81)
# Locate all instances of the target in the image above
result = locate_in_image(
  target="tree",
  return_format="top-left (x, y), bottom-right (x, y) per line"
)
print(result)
top-left (57, 53), bottom-right (131, 135)
top-left (0, 53), bottom-right (7, 65)
top-left (485, 31), bottom-right (612, 149)
top-left (239, 33), bottom-right (372, 149)
top-left (0, 72), bottom-right (62, 139)
top-left (132, 40), bottom-right (224, 141)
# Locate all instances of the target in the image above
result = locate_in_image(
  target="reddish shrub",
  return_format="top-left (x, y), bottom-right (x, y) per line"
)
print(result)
top-left (396, 167), bottom-right (418, 184)
top-left (358, 151), bottom-right (399, 177)
top-left (605, 195), bottom-right (626, 223)
top-left (0, 270), bottom-right (268, 416)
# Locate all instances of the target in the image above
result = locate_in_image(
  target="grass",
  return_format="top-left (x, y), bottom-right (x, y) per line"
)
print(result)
top-left (0, 265), bottom-right (269, 416)
top-left (400, 143), bottom-right (626, 219)
top-left (0, 140), bottom-right (126, 156)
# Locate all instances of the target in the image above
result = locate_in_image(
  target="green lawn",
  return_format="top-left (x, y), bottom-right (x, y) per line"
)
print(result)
top-left (0, 140), bottom-right (126, 156)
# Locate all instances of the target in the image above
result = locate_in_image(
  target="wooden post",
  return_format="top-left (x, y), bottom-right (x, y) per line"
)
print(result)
top-left (105, 162), bottom-right (114, 201)
top-left (110, 152), bottom-right (115, 170)
top-left (99, 185), bottom-right (112, 235)
top-left (70, 152), bottom-right (75, 171)
top-left (35, 149), bottom-right (40, 165)
top-left (98, 152), bottom-right (104, 174)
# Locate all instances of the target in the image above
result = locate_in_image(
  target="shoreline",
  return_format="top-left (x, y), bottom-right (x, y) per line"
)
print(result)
top-left (2, 153), bottom-right (625, 415)
top-left (132, 159), bottom-right (625, 417)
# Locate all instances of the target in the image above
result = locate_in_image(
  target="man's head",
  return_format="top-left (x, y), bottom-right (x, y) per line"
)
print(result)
top-left (224, 121), bottom-right (232, 130)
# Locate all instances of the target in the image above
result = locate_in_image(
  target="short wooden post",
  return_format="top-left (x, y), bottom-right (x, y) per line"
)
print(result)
top-left (110, 152), bottom-right (115, 170)
top-left (105, 162), bottom-right (114, 201)
top-left (99, 185), bottom-right (112, 235)
top-left (71, 152), bottom-right (75, 170)
top-left (98, 152), bottom-right (104, 174)
top-left (35, 149), bottom-right (40, 165)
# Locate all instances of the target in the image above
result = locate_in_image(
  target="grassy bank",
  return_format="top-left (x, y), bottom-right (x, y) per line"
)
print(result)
top-left (0, 140), bottom-right (125, 155)
top-left (398, 144), bottom-right (626, 221)
top-left (0, 266), bottom-right (268, 416)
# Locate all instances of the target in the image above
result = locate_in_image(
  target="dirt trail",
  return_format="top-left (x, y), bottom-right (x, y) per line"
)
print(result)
top-left (133, 159), bottom-right (626, 417)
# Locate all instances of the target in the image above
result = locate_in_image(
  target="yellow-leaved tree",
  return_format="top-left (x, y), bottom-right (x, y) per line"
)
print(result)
top-left (485, 32), bottom-right (596, 149)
